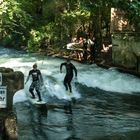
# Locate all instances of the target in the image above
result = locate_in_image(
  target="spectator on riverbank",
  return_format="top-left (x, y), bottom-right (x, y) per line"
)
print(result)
top-left (87, 36), bottom-right (96, 63)
top-left (83, 38), bottom-right (88, 62)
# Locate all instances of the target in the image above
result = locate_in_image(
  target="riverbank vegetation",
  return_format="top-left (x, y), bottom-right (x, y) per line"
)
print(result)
top-left (0, 0), bottom-right (140, 54)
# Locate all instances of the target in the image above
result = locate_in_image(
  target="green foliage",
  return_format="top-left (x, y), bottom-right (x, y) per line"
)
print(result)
top-left (61, 8), bottom-right (90, 37)
top-left (0, 0), bottom-right (32, 47)
top-left (127, 0), bottom-right (140, 31)
top-left (109, 0), bottom-right (140, 32)
top-left (0, 0), bottom-right (140, 52)
top-left (27, 26), bottom-right (49, 52)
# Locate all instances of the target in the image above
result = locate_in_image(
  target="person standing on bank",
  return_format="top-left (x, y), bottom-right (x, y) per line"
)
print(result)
top-left (60, 58), bottom-right (77, 93)
top-left (87, 36), bottom-right (96, 63)
top-left (25, 63), bottom-right (43, 101)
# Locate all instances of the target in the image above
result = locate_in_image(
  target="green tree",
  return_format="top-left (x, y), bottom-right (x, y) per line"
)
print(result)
top-left (0, 0), bottom-right (140, 52)
top-left (0, 0), bottom-right (32, 47)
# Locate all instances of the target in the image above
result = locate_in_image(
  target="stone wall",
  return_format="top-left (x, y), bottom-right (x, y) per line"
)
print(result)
top-left (0, 111), bottom-right (17, 140)
top-left (110, 8), bottom-right (140, 72)
top-left (112, 34), bottom-right (140, 72)
top-left (0, 67), bottom-right (24, 140)
top-left (0, 67), bottom-right (24, 109)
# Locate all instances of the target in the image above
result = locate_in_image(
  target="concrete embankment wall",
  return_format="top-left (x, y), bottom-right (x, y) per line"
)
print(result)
top-left (112, 34), bottom-right (140, 72)
top-left (0, 111), bottom-right (17, 140)
top-left (0, 67), bottom-right (24, 140)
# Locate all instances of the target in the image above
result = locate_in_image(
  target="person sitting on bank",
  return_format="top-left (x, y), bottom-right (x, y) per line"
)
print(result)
top-left (25, 63), bottom-right (43, 102)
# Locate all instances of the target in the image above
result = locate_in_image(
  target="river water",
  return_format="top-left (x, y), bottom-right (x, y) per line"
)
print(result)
top-left (0, 47), bottom-right (140, 140)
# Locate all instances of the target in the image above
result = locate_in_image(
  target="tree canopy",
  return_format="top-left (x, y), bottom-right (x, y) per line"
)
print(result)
top-left (0, 0), bottom-right (140, 52)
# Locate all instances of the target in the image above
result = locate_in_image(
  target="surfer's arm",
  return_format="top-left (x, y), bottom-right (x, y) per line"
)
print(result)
top-left (40, 73), bottom-right (44, 84)
top-left (25, 70), bottom-right (32, 84)
top-left (73, 65), bottom-right (77, 77)
top-left (60, 63), bottom-right (66, 73)
top-left (38, 70), bottom-right (44, 85)
top-left (25, 74), bottom-right (30, 84)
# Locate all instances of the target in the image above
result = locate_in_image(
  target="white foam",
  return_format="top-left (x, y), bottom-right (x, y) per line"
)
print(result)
top-left (13, 89), bottom-right (27, 104)
top-left (78, 66), bottom-right (140, 94)
top-left (0, 52), bottom-right (140, 105)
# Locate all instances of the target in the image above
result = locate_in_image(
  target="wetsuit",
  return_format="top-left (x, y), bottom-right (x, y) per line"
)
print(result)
top-left (60, 62), bottom-right (77, 93)
top-left (28, 69), bottom-right (42, 101)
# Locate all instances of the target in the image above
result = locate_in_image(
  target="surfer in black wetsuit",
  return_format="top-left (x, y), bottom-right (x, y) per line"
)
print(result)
top-left (60, 59), bottom-right (77, 93)
top-left (25, 63), bottom-right (43, 101)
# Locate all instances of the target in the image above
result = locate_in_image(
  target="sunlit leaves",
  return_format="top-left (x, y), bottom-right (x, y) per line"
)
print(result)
top-left (0, 0), bottom-right (33, 47)
top-left (0, 1), bottom-right (8, 15)
top-left (0, 0), bottom-right (140, 50)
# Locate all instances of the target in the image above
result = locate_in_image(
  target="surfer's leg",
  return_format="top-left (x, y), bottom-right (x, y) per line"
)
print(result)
top-left (67, 81), bottom-right (72, 93)
top-left (36, 90), bottom-right (42, 101)
top-left (64, 76), bottom-right (68, 91)
top-left (29, 88), bottom-right (35, 98)
top-left (35, 81), bottom-right (42, 101)
top-left (67, 76), bottom-right (73, 93)
top-left (29, 82), bottom-right (35, 98)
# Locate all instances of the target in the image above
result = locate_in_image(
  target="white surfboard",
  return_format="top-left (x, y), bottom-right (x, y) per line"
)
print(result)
top-left (33, 100), bottom-right (46, 105)
top-left (65, 91), bottom-right (77, 104)
top-left (24, 83), bottom-right (46, 106)
top-left (28, 97), bottom-right (46, 105)
top-left (66, 91), bottom-right (71, 96)
top-left (65, 91), bottom-right (74, 100)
